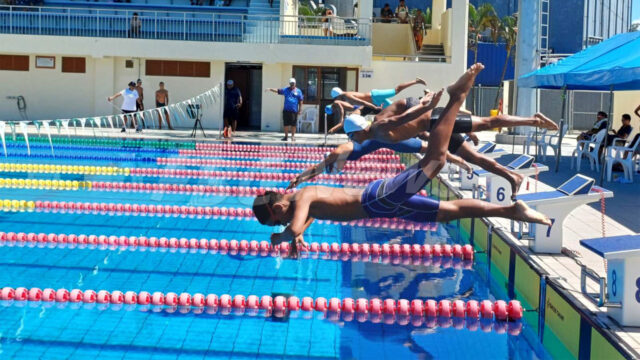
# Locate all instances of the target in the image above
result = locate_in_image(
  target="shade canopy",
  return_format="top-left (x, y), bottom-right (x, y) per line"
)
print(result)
top-left (518, 32), bottom-right (640, 91)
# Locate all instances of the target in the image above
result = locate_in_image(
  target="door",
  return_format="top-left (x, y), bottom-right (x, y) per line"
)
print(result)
top-left (225, 64), bottom-right (262, 130)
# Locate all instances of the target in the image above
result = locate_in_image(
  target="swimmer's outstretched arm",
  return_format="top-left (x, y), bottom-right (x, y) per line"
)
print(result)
top-left (337, 93), bottom-right (379, 110)
top-left (287, 143), bottom-right (352, 189)
top-left (446, 152), bottom-right (471, 173)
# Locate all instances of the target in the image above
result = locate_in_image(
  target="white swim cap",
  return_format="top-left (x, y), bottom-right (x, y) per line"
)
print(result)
top-left (331, 87), bottom-right (343, 98)
top-left (343, 114), bottom-right (370, 134)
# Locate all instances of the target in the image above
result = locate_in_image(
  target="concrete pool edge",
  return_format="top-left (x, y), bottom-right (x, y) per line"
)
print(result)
top-left (433, 171), bottom-right (635, 359)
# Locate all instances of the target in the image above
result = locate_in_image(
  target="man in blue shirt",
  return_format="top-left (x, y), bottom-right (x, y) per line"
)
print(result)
top-left (267, 78), bottom-right (304, 141)
top-left (223, 79), bottom-right (242, 138)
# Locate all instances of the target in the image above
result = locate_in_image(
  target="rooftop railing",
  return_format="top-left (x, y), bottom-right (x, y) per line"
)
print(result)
top-left (0, 5), bottom-right (371, 46)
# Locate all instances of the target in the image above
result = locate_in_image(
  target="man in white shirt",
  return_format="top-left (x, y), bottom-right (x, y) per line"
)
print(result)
top-left (108, 81), bottom-right (142, 133)
top-left (395, 0), bottom-right (409, 24)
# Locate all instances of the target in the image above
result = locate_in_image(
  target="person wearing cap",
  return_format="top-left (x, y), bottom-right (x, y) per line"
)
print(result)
top-left (267, 78), bottom-right (304, 141)
top-left (108, 81), bottom-right (142, 133)
top-left (135, 79), bottom-right (144, 112)
top-left (252, 64), bottom-right (551, 257)
top-left (330, 77), bottom-right (426, 113)
top-left (223, 79), bottom-right (242, 138)
top-left (155, 81), bottom-right (172, 130)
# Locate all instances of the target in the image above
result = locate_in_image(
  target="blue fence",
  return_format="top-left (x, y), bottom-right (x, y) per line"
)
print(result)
top-left (0, 5), bottom-right (371, 45)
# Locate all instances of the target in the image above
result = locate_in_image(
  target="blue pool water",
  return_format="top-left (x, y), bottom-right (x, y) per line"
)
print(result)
top-left (0, 140), bottom-right (552, 359)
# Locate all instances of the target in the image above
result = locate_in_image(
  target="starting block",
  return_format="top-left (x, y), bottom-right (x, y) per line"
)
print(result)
top-left (516, 174), bottom-right (614, 253)
top-left (459, 142), bottom-right (508, 190)
top-left (475, 155), bottom-right (549, 205)
top-left (581, 235), bottom-right (640, 326)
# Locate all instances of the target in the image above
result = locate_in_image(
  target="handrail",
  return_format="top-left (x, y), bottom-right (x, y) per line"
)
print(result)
top-left (373, 53), bottom-right (449, 63)
top-left (0, 5), bottom-right (371, 46)
top-left (42, 1), bottom-right (249, 13)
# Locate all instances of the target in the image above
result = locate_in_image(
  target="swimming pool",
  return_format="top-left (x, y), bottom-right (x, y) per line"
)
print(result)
top-left (0, 138), bottom-right (552, 359)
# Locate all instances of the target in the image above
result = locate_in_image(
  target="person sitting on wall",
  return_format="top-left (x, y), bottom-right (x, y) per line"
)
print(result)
top-left (380, 3), bottom-right (394, 23)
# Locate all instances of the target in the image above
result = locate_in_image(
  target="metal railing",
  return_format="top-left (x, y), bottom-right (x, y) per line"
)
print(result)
top-left (373, 53), bottom-right (449, 63)
top-left (0, 5), bottom-right (371, 46)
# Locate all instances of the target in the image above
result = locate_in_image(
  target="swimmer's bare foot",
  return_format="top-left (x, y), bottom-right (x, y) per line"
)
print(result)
top-left (416, 77), bottom-right (427, 86)
top-left (447, 63), bottom-right (484, 100)
top-left (508, 172), bottom-right (525, 199)
top-left (513, 200), bottom-right (552, 226)
top-left (534, 113), bottom-right (559, 131)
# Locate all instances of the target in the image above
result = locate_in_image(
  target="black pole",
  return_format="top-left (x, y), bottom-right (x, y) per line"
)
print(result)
top-left (554, 86), bottom-right (567, 172)
top-left (599, 86), bottom-right (614, 186)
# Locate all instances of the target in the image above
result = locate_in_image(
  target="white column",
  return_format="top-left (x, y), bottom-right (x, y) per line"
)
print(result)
top-left (514, 0), bottom-right (540, 123)
top-left (93, 57), bottom-right (115, 117)
top-left (450, 0), bottom-right (469, 74)
top-left (357, 0), bottom-right (373, 19)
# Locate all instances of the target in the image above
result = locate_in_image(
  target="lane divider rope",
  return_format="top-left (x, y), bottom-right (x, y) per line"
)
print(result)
top-left (0, 232), bottom-right (469, 264)
top-left (0, 286), bottom-right (523, 323)
top-left (0, 199), bottom-right (437, 231)
top-left (157, 157), bottom-right (405, 172)
top-left (179, 149), bottom-right (399, 163)
top-left (195, 143), bottom-right (394, 155)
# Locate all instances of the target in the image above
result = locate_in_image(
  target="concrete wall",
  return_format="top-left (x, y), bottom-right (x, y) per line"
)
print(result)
top-left (372, 23), bottom-right (415, 55)
top-left (612, 90), bottom-right (640, 132)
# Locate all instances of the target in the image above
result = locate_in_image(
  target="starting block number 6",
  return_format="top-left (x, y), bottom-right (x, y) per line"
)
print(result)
top-left (496, 187), bottom-right (505, 202)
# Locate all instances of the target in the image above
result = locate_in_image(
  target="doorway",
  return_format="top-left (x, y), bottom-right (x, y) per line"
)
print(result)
top-left (225, 63), bottom-right (262, 130)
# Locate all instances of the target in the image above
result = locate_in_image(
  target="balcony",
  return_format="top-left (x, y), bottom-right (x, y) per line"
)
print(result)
top-left (0, 5), bottom-right (371, 46)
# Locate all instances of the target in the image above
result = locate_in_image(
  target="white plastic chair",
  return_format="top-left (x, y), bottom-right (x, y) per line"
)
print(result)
top-left (605, 133), bottom-right (640, 182)
top-left (572, 129), bottom-right (607, 171)
top-left (537, 123), bottom-right (568, 161)
top-left (522, 128), bottom-right (547, 155)
top-left (297, 107), bottom-right (318, 133)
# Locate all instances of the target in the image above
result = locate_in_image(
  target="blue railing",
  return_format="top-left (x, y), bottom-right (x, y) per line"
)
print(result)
top-left (0, 5), bottom-right (371, 45)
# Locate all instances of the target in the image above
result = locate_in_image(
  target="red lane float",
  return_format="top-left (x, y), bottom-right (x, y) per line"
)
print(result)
top-left (0, 286), bottom-right (524, 322)
top-left (0, 231), bottom-right (474, 263)
top-left (195, 143), bottom-right (394, 155)
top-left (179, 149), bottom-right (400, 163)
top-left (157, 157), bottom-right (405, 173)
top-left (126, 167), bottom-right (389, 185)
top-left (22, 201), bottom-right (437, 231)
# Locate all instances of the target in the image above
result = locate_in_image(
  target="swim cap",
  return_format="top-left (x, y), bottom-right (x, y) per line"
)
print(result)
top-left (325, 104), bottom-right (333, 115)
top-left (343, 114), bottom-right (370, 134)
top-left (331, 87), bottom-right (343, 98)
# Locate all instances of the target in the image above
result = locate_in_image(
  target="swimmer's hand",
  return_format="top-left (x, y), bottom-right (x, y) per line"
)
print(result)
top-left (459, 160), bottom-right (472, 174)
top-left (467, 132), bottom-right (479, 146)
top-left (289, 235), bottom-right (308, 259)
top-left (287, 176), bottom-right (301, 190)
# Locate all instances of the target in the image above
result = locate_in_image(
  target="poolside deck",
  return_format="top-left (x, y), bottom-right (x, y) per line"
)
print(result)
top-left (10, 125), bottom-right (640, 356)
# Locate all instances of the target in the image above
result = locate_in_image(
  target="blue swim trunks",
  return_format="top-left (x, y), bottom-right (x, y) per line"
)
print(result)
top-left (371, 88), bottom-right (396, 108)
top-left (361, 163), bottom-right (439, 223)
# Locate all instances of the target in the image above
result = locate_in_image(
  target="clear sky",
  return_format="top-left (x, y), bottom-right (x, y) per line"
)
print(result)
top-left (634, 0), bottom-right (640, 23)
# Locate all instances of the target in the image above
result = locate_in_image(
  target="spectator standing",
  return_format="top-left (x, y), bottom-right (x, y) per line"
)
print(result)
top-left (322, 8), bottom-right (335, 36)
top-left (108, 81), bottom-right (142, 133)
top-left (395, 0), bottom-right (409, 24)
top-left (380, 3), bottom-right (394, 23)
top-left (135, 79), bottom-right (144, 111)
top-left (267, 78), bottom-right (304, 142)
top-left (223, 79), bottom-right (242, 138)
top-left (155, 82), bottom-right (172, 130)
top-left (130, 13), bottom-right (141, 38)
top-left (413, 9), bottom-right (425, 50)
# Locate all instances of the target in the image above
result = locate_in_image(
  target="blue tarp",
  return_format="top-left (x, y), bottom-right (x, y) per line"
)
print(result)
top-left (518, 32), bottom-right (640, 91)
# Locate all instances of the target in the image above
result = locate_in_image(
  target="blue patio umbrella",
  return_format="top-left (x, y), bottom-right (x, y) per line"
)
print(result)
top-left (518, 32), bottom-right (640, 183)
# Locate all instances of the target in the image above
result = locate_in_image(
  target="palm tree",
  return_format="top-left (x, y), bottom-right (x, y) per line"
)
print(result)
top-left (468, 3), bottom-right (498, 113)
top-left (493, 15), bottom-right (517, 110)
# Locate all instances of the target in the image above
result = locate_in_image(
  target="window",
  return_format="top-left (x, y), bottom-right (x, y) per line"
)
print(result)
top-left (292, 66), bottom-right (358, 104)
top-left (0, 55), bottom-right (29, 71)
top-left (146, 60), bottom-right (211, 78)
top-left (62, 57), bottom-right (86, 73)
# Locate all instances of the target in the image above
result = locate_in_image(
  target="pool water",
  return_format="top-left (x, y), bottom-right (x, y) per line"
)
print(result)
top-left (0, 139), bottom-right (551, 359)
